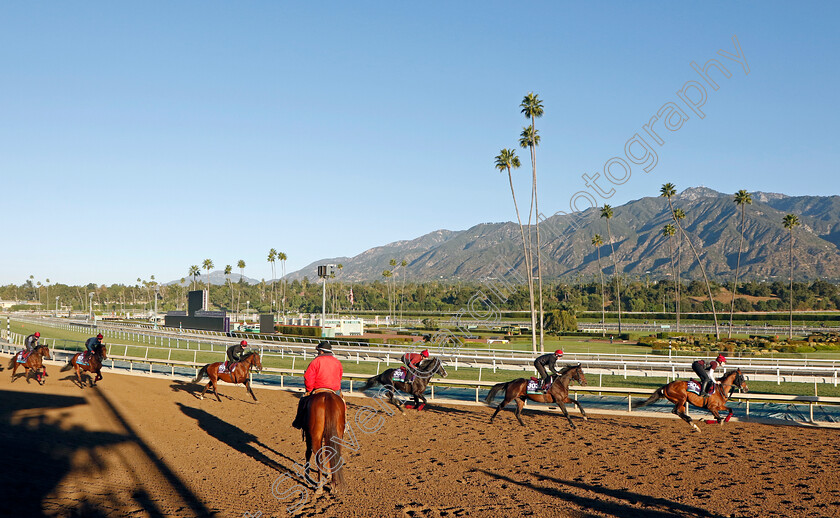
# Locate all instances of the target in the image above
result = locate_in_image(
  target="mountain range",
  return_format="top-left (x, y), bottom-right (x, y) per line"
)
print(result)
top-left (283, 187), bottom-right (840, 283)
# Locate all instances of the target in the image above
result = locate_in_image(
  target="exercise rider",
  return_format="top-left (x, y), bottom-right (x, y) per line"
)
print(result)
top-left (534, 349), bottom-right (564, 389)
top-left (292, 341), bottom-right (343, 429)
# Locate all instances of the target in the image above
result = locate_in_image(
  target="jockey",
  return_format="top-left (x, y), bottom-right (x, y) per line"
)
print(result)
top-left (293, 341), bottom-right (343, 429)
top-left (226, 340), bottom-right (248, 368)
top-left (692, 354), bottom-right (727, 396)
top-left (402, 349), bottom-right (429, 382)
top-left (534, 349), bottom-right (564, 389)
top-left (84, 334), bottom-right (104, 360)
top-left (24, 332), bottom-right (40, 354)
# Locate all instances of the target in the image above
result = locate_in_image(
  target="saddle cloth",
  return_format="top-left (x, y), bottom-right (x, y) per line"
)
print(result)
top-left (687, 380), bottom-right (715, 396)
top-left (16, 351), bottom-right (30, 363)
top-left (392, 367), bottom-right (407, 382)
top-left (77, 353), bottom-right (90, 366)
top-left (218, 362), bottom-right (237, 374)
top-left (526, 379), bottom-right (543, 394)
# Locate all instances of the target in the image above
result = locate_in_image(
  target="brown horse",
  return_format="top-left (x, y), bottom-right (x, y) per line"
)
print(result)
top-left (359, 357), bottom-right (447, 412)
top-left (192, 352), bottom-right (263, 402)
top-left (485, 364), bottom-right (588, 428)
top-left (301, 390), bottom-right (346, 493)
top-left (61, 344), bottom-right (107, 388)
top-left (632, 368), bottom-right (748, 432)
top-left (9, 345), bottom-right (52, 384)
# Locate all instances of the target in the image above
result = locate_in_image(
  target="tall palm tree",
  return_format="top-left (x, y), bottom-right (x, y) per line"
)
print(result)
top-left (592, 234), bottom-right (606, 337)
top-left (382, 270), bottom-right (393, 320)
top-left (521, 92), bottom-right (545, 351)
top-left (673, 208), bottom-right (686, 331)
top-left (783, 214), bottom-right (800, 339)
top-left (188, 265), bottom-right (200, 291)
top-left (662, 224), bottom-right (677, 320)
top-left (495, 148), bottom-right (537, 352)
top-left (728, 190), bottom-right (753, 337)
top-left (225, 265), bottom-right (233, 312)
top-left (268, 249), bottom-right (277, 313)
top-left (202, 259), bottom-right (214, 307)
top-left (398, 260), bottom-right (407, 322)
top-left (237, 259), bottom-right (246, 315)
top-left (660, 183), bottom-right (719, 338)
top-left (278, 251), bottom-right (288, 315)
top-left (600, 205), bottom-right (622, 333)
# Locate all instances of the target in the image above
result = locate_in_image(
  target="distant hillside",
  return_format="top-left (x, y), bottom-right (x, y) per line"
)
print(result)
top-left (286, 187), bottom-right (840, 283)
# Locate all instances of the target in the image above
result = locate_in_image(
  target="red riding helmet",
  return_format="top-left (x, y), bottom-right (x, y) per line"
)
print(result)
top-left (240, 340), bottom-right (248, 346)
top-left (96, 333), bottom-right (103, 340)
top-left (555, 349), bottom-right (564, 356)
top-left (421, 349), bottom-right (429, 358)
top-left (716, 354), bottom-right (726, 364)
top-left (34, 332), bottom-right (40, 338)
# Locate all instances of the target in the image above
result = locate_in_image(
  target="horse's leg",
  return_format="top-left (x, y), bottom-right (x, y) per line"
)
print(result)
top-left (245, 379), bottom-right (258, 402)
top-left (387, 388), bottom-right (405, 415)
top-left (514, 398), bottom-right (526, 426)
top-left (75, 364), bottom-right (84, 389)
top-left (557, 401), bottom-right (576, 429)
top-left (199, 381), bottom-right (210, 400)
top-left (211, 377), bottom-right (222, 402)
top-left (490, 395), bottom-right (511, 423)
top-left (674, 400), bottom-right (700, 432)
top-left (568, 397), bottom-right (588, 421)
top-left (10, 362), bottom-right (17, 381)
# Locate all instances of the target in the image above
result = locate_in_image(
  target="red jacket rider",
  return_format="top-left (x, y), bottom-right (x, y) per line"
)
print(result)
top-left (304, 342), bottom-right (343, 393)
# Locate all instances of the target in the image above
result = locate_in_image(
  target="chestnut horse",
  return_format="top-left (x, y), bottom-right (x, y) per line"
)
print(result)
top-left (192, 352), bottom-right (262, 402)
top-left (9, 345), bottom-right (52, 384)
top-left (61, 344), bottom-right (107, 388)
top-left (301, 390), bottom-right (345, 493)
top-left (485, 364), bottom-right (588, 428)
top-left (632, 368), bottom-right (748, 432)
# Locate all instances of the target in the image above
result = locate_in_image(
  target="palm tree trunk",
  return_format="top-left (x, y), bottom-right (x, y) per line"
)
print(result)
top-left (597, 247), bottom-right (605, 337)
top-left (507, 169), bottom-right (538, 353)
top-left (789, 229), bottom-right (794, 340)
top-left (729, 204), bottom-right (747, 338)
top-left (606, 219), bottom-right (622, 334)
top-left (531, 141), bottom-right (545, 352)
top-left (668, 199), bottom-right (719, 338)
top-left (667, 236), bottom-right (675, 321)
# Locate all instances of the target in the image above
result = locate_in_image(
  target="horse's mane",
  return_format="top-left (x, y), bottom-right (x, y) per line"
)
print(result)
top-left (558, 363), bottom-right (580, 376)
top-left (716, 369), bottom-right (738, 382)
top-left (419, 357), bottom-right (439, 368)
top-left (241, 351), bottom-right (255, 360)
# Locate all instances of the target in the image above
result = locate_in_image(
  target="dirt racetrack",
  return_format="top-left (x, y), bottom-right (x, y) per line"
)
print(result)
top-left (1, 356), bottom-right (839, 518)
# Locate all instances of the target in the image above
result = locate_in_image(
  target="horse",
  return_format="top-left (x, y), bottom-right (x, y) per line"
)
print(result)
top-left (192, 351), bottom-right (263, 402)
top-left (632, 368), bottom-right (748, 432)
top-left (485, 364), bottom-right (588, 428)
top-left (360, 357), bottom-right (448, 412)
top-left (301, 390), bottom-right (346, 493)
top-left (9, 345), bottom-right (52, 384)
top-left (61, 344), bottom-right (107, 388)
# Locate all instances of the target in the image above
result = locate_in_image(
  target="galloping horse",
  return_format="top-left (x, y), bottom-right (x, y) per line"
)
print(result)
top-left (9, 345), bottom-right (52, 384)
top-left (61, 344), bottom-right (107, 388)
top-left (632, 368), bottom-right (748, 431)
top-left (192, 351), bottom-right (263, 402)
top-left (485, 364), bottom-right (588, 428)
top-left (301, 390), bottom-right (345, 493)
top-left (360, 357), bottom-right (448, 412)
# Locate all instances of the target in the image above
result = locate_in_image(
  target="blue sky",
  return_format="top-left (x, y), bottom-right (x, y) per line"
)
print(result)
top-left (1, 2), bottom-right (838, 285)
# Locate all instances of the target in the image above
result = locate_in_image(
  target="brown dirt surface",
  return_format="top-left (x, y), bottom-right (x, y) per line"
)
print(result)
top-left (1, 355), bottom-right (839, 518)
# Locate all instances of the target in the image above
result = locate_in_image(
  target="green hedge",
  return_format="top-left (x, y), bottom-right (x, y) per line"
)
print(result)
top-left (274, 325), bottom-right (321, 337)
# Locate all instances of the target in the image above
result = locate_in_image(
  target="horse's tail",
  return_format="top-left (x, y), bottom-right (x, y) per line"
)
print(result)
top-left (485, 382), bottom-right (508, 404)
top-left (632, 387), bottom-right (664, 409)
top-left (193, 364), bottom-right (209, 384)
top-left (60, 357), bottom-right (75, 372)
top-left (7, 356), bottom-right (15, 369)
top-left (360, 373), bottom-right (381, 391)
top-left (323, 397), bottom-right (345, 490)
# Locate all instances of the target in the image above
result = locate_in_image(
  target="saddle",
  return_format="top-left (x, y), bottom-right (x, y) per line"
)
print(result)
top-left (77, 353), bottom-right (91, 366)
top-left (16, 351), bottom-right (31, 363)
top-left (219, 361), bottom-right (238, 374)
